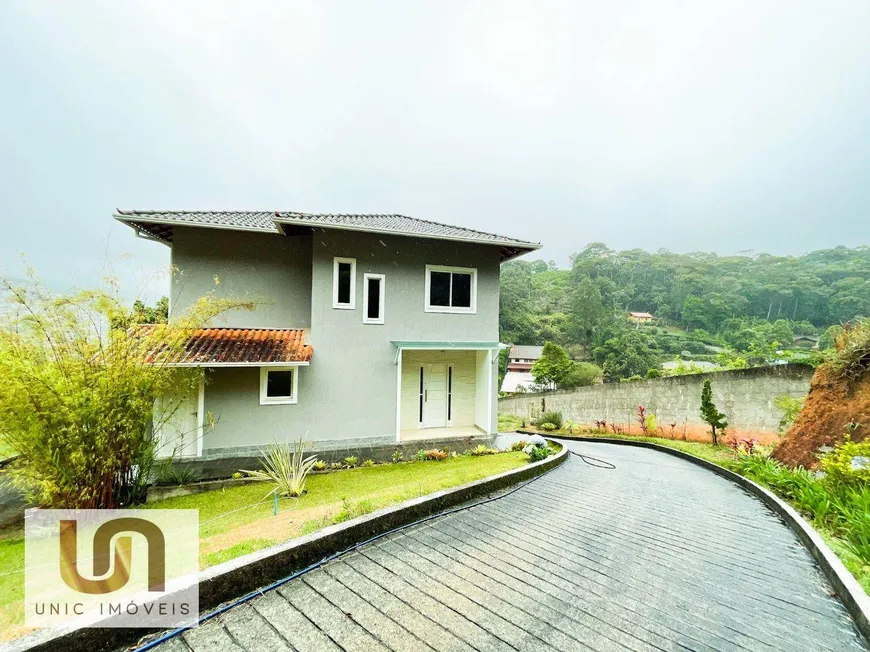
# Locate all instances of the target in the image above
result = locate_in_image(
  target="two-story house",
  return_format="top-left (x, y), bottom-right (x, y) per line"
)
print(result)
top-left (500, 344), bottom-right (543, 393)
top-left (116, 210), bottom-right (540, 459)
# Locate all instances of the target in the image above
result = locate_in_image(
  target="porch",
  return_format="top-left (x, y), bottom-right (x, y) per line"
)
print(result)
top-left (399, 425), bottom-right (483, 442)
top-left (394, 343), bottom-right (499, 442)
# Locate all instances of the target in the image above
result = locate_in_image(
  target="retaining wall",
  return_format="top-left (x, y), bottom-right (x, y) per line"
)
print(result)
top-left (499, 364), bottom-right (814, 443)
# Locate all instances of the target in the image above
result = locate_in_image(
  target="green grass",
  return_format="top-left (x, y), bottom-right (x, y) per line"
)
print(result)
top-left (498, 413), bottom-right (524, 432)
top-left (0, 452), bottom-right (528, 640)
top-left (145, 453), bottom-right (527, 544)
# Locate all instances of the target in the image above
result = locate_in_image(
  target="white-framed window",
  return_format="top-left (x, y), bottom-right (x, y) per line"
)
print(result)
top-left (424, 265), bottom-right (477, 314)
top-left (363, 273), bottom-right (385, 324)
top-left (259, 367), bottom-right (298, 405)
top-left (332, 257), bottom-right (356, 309)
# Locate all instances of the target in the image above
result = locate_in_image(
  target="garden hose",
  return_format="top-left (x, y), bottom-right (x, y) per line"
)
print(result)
top-left (570, 450), bottom-right (617, 469)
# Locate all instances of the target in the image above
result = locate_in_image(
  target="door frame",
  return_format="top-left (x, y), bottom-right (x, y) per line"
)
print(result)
top-left (195, 376), bottom-right (205, 457)
top-left (155, 377), bottom-right (204, 458)
top-left (394, 346), bottom-right (496, 442)
top-left (419, 363), bottom-right (452, 430)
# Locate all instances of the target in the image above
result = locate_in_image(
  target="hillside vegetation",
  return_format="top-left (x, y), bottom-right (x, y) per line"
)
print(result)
top-left (500, 244), bottom-right (870, 382)
top-left (774, 319), bottom-right (870, 468)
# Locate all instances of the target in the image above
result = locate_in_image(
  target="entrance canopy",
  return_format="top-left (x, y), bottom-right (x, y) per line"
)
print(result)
top-left (390, 341), bottom-right (507, 364)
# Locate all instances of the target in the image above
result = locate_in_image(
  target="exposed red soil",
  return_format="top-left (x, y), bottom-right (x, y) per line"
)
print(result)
top-left (772, 366), bottom-right (870, 469)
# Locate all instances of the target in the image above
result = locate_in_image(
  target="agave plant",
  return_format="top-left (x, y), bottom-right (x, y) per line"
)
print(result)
top-left (242, 438), bottom-right (318, 497)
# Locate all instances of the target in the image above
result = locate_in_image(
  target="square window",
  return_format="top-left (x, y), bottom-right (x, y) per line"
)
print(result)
top-left (267, 370), bottom-right (293, 398)
top-left (260, 367), bottom-right (297, 405)
top-left (425, 265), bottom-right (477, 313)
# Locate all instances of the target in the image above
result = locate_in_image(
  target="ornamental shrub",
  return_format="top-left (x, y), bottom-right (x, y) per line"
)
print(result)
top-left (527, 446), bottom-right (552, 462)
top-left (541, 411), bottom-right (564, 429)
top-left (523, 435), bottom-right (552, 462)
top-left (819, 436), bottom-right (870, 488)
top-left (0, 273), bottom-right (253, 509)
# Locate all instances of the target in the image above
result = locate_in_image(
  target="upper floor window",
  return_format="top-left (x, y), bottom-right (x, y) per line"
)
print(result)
top-left (424, 265), bottom-right (477, 314)
top-left (333, 257), bottom-right (356, 309)
top-left (363, 273), bottom-right (385, 324)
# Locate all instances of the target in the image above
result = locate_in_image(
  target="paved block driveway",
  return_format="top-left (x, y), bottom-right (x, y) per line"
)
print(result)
top-left (154, 441), bottom-right (869, 652)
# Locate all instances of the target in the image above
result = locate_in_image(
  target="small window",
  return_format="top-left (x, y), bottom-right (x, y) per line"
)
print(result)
top-left (363, 273), bottom-right (385, 324)
top-left (259, 367), bottom-right (297, 405)
top-left (333, 257), bottom-right (356, 309)
top-left (425, 265), bottom-right (477, 313)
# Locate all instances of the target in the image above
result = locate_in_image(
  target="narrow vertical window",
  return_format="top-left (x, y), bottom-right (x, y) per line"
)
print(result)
top-left (418, 367), bottom-right (424, 424)
top-left (447, 366), bottom-right (453, 422)
top-left (363, 273), bottom-right (385, 324)
top-left (333, 257), bottom-right (356, 309)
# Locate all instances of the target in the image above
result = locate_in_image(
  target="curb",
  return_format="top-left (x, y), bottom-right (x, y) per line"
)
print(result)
top-left (9, 444), bottom-right (568, 652)
top-left (530, 431), bottom-right (870, 644)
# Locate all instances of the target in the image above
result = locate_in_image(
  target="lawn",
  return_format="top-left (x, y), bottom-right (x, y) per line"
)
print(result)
top-left (497, 413), bottom-right (525, 432)
top-left (0, 451), bottom-right (528, 641)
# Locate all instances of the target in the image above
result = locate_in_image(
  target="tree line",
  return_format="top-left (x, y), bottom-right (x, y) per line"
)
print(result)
top-left (500, 243), bottom-right (870, 383)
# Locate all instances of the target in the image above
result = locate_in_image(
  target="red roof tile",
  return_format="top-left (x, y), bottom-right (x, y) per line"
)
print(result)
top-left (136, 326), bottom-right (312, 365)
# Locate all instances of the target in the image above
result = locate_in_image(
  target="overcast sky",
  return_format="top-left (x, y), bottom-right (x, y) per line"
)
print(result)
top-left (1, 1), bottom-right (869, 299)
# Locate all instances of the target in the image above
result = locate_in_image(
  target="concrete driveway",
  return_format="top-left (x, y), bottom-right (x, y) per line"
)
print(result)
top-left (149, 440), bottom-right (869, 652)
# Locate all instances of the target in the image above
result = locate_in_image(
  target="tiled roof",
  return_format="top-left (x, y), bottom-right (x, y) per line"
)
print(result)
top-left (508, 344), bottom-right (544, 359)
top-left (114, 210), bottom-right (540, 260)
top-left (273, 212), bottom-right (538, 247)
top-left (135, 326), bottom-right (312, 366)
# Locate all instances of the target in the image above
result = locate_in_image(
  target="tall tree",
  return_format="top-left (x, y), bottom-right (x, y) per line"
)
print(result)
top-left (700, 379), bottom-right (728, 445)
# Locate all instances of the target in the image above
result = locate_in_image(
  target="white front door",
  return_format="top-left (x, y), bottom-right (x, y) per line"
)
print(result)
top-left (422, 363), bottom-right (448, 428)
top-left (154, 386), bottom-right (201, 458)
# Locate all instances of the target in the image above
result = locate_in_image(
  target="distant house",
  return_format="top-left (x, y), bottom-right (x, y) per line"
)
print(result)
top-left (629, 311), bottom-right (653, 323)
top-left (506, 345), bottom-right (544, 372)
top-left (793, 335), bottom-right (820, 350)
top-left (501, 345), bottom-right (543, 393)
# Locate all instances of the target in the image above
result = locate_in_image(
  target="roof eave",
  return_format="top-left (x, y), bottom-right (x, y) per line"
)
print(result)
top-left (113, 214), bottom-right (279, 244)
top-left (113, 212), bottom-right (543, 260)
top-left (499, 244), bottom-right (542, 262)
top-left (273, 217), bottom-right (541, 259)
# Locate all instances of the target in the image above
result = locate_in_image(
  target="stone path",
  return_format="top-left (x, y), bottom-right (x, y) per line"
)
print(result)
top-left (148, 440), bottom-right (869, 652)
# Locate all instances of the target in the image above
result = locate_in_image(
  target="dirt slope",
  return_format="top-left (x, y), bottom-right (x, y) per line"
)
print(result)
top-left (772, 366), bottom-right (870, 469)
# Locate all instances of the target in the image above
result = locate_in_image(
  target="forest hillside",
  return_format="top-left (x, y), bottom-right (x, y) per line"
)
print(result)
top-left (500, 244), bottom-right (870, 382)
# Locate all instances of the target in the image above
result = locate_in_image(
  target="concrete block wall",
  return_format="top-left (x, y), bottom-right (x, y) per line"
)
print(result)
top-left (499, 364), bottom-right (814, 443)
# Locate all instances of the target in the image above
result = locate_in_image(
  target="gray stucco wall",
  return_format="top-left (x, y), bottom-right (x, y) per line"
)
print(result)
top-left (170, 225), bottom-right (312, 328)
top-left (304, 229), bottom-right (500, 442)
top-left (198, 229), bottom-right (501, 450)
top-left (498, 364), bottom-right (814, 440)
